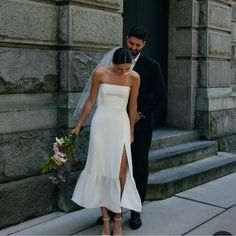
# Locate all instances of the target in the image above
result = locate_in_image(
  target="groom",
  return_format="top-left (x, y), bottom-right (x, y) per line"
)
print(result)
top-left (96, 26), bottom-right (167, 229)
top-left (126, 26), bottom-right (166, 229)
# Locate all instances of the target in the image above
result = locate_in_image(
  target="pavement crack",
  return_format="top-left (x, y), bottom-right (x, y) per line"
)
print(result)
top-left (182, 209), bottom-right (228, 235)
top-left (174, 195), bottom-right (227, 209)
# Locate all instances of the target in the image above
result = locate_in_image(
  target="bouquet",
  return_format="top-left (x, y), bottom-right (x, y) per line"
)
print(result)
top-left (42, 134), bottom-right (76, 184)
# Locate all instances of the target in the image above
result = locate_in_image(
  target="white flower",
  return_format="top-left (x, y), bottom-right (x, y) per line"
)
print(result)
top-left (55, 137), bottom-right (63, 145)
top-left (53, 147), bottom-right (65, 158)
top-left (54, 154), bottom-right (67, 163)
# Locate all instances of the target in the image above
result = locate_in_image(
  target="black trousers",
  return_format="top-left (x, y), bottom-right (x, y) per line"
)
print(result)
top-left (131, 129), bottom-right (153, 204)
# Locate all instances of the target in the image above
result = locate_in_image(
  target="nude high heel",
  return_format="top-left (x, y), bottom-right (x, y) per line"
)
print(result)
top-left (101, 217), bottom-right (111, 236)
top-left (113, 216), bottom-right (122, 236)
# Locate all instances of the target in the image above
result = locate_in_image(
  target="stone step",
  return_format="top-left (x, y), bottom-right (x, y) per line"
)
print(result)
top-left (150, 128), bottom-right (199, 151)
top-left (147, 152), bottom-right (236, 200)
top-left (149, 140), bottom-right (218, 172)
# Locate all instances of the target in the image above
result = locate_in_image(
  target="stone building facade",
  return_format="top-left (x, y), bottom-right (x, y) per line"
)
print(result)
top-left (168, 0), bottom-right (236, 152)
top-left (0, 0), bottom-right (236, 229)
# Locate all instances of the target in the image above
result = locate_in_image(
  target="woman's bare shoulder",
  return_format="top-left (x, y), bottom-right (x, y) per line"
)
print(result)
top-left (129, 70), bottom-right (140, 81)
top-left (92, 67), bottom-right (110, 82)
top-left (93, 67), bottom-right (107, 75)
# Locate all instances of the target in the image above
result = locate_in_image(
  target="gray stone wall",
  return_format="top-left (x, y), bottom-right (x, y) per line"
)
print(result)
top-left (168, 0), bottom-right (198, 129)
top-left (168, 0), bottom-right (236, 151)
top-left (232, 1), bottom-right (236, 90)
top-left (196, 0), bottom-right (236, 144)
top-left (0, 0), bottom-right (122, 229)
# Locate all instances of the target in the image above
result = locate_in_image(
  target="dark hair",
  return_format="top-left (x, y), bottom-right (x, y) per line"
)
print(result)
top-left (112, 48), bottom-right (132, 64)
top-left (128, 26), bottom-right (147, 41)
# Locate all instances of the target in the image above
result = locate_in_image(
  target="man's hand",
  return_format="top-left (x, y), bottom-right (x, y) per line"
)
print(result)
top-left (135, 111), bottom-right (145, 123)
top-left (135, 111), bottom-right (141, 123)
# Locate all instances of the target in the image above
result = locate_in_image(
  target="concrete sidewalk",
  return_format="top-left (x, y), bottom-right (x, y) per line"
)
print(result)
top-left (1, 172), bottom-right (236, 235)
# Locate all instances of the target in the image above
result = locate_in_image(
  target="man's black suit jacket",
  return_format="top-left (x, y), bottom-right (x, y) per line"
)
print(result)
top-left (133, 54), bottom-right (167, 131)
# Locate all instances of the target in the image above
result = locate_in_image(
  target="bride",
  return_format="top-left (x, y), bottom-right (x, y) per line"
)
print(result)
top-left (71, 48), bottom-right (141, 236)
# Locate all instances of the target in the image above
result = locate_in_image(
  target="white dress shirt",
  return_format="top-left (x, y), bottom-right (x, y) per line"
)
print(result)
top-left (131, 53), bottom-right (141, 70)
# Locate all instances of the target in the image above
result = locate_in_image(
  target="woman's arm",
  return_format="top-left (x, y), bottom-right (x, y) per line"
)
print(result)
top-left (71, 69), bottom-right (102, 136)
top-left (128, 73), bottom-right (140, 143)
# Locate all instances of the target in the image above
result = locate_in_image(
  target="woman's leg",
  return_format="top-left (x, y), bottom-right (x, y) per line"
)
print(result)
top-left (113, 213), bottom-right (122, 236)
top-left (119, 145), bottom-right (128, 195)
top-left (113, 146), bottom-right (128, 235)
top-left (101, 207), bottom-right (111, 235)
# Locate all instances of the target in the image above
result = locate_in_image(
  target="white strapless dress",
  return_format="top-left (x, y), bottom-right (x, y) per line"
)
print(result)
top-left (72, 83), bottom-right (141, 213)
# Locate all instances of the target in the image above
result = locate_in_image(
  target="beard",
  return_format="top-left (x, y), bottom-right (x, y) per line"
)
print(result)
top-left (128, 48), bottom-right (141, 58)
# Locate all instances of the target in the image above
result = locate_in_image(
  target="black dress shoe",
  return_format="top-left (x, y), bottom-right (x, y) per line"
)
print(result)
top-left (129, 211), bottom-right (142, 230)
top-left (96, 211), bottom-right (115, 225)
top-left (96, 215), bottom-right (104, 225)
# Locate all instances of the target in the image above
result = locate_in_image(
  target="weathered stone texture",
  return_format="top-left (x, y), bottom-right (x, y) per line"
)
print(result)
top-left (0, 175), bottom-right (56, 229)
top-left (71, 51), bottom-right (103, 91)
top-left (58, 5), bottom-right (69, 44)
top-left (199, 31), bottom-right (231, 58)
top-left (193, 1), bottom-right (200, 26)
top-left (208, 2), bottom-right (231, 30)
top-left (71, 7), bottom-right (122, 45)
top-left (199, 1), bottom-right (207, 26)
top-left (232, 46), bottom-right (236, 61)
top-left (0, 48), bottom-right (58, 93)
top-left (75, 0), bottom-right (121, 9)
top-left (0, 129), bottom-right (56, 181)
top-left (175, 0), bottom-right (193, 27)
top-left (196, 109), bottom-right (236, 139)
top-left (218, 134), bottom-right (236, 153)
top-left (0, 93), bottom-right (57, 109)
top-left (208, 32), bottom-right (231, 58)
top-left (0, 0), bottom-right (57, 43)
top-left (198, 60), bottom-right (231, 87)
top-left (72, 127), bottom-right (90, 164)
top-left (232, 3), bottom-right (236, 20)
top-left (60, 50), bottom-right (104, 91)
top-left (0, 108), bottom-right (57, 134)
top-left (196, 93), bottom-right (236, 112)
top-left (167, 86), bottom-right (196, 129)
top-left (231, 63), bottom-right (236, 84)
top-left (175, 29), bottom-right (192, 57)
top-left (175, 29), bottom-right (198, 57)
top-left (57, 171), bottom-right (81, 212)
top-left (59, 3), bottom-right (122, 46)
top-left (231, 22), bottom-right (236, 41)
top-left (172, 60), bottom-right (198, 87)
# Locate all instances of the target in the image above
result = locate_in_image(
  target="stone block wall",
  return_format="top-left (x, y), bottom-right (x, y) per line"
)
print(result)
top-left (168, 0), bottom-right (198, 129)
top-left (0, 0), bottom-right (59, 229)
top-left (168, 0), bottom-right (236, 152)
top-left (0, 0), bottom-right (123, 229)
top-left (196, 0), bottom-right (236, 145)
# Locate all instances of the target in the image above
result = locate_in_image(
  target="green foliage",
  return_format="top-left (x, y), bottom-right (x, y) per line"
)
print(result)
top-left (41, 134), bottom-right (76, 183)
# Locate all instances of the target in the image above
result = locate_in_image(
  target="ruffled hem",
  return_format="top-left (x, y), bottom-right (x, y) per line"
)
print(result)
top-left (72, 171), bottom-right (141, 213)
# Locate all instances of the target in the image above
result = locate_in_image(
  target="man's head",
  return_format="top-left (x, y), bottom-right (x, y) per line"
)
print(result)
top-left (126, 26), bottom-right (146, 57)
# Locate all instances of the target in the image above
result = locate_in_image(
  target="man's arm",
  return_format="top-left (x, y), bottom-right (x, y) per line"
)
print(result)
top-left (139, 61), bottom-right (167, 118)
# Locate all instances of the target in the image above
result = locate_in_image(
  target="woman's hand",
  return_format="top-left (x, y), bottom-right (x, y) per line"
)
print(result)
top-left (71, 126), bottom-right (81, 136)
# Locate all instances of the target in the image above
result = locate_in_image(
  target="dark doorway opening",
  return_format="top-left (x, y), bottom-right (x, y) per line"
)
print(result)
top-left (123, 0), bottom-right (168, 128)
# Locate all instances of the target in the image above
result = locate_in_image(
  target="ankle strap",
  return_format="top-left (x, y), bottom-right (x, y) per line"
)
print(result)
top-left (102, 217), bottom-right (110, 221)
top-left (114, 216), bottom-right (122, 221)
